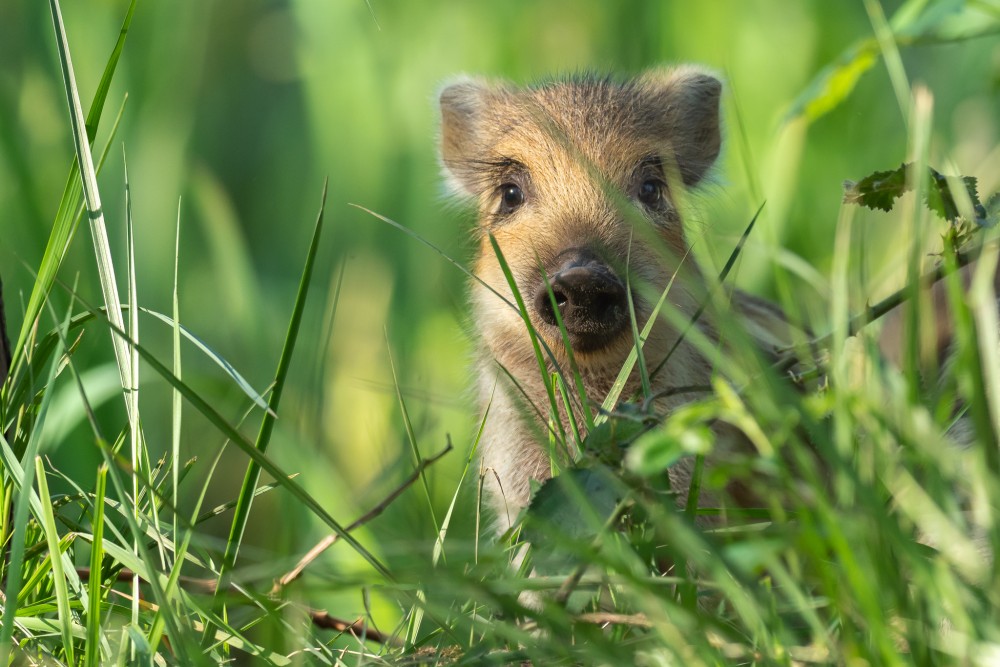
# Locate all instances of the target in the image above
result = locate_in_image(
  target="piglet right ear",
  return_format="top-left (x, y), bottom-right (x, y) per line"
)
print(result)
top-left (439, 77), bottom-right (493, 196)
top-left (640, 66), bottom-right (723, 187)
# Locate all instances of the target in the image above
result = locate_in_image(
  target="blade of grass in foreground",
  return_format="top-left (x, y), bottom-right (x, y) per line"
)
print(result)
top-left (386, 333), bottom-right (441, 542)
top-left (47, 0), bottom-right (134, 422)
top-left (217, 180), bottom-right (328, 593)
top-left (124, 147), bottom-right (143, 637)
top-left (12, 0), bottom-right (135, 373)
top-left (85, 464), bottom-right (107, 667)
top-left (648, 201), bottom-right (765, 383)
top-left (7, 303), bottom-right (270, 419)
top-left (172, 201), bottom-right (183, 542)
top-left (34, 457), bottom-right (76, 665)
top-left (389, 334), bottom-right (439, 648)
top-left (75, 295), bottom-right (390, 579)
top-left (0, 291), bottom-right (83, 661)
top-left (488, 233), bottom-right (564, 447)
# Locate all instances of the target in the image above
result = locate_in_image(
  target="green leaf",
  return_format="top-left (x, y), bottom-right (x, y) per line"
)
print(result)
top-left (844, 162), bottom-right (992, 224)
top-left (982, 192), bottom-right (1000, 228)
top-left (785, 0), bottom-right (991, 125)
top-left (842, 163), bottom-right (910, 213)
top-left (49, 0), bottom-right (134, 423)
top-left (923, 167), bottom-right (979, 223)
top-left (522, 466), bottom-right (622, 575)
top-left (582, 403), bottom-right (654, 464)
top-left (785, 43), bottom-right (879, 124)
top-left (626, 403), bottom-right (715, 477)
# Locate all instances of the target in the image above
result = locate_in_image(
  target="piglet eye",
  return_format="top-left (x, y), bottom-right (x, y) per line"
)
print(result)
top-left (638, 179), bottom-right (663, 207)
top-left (499, 183), bottom-right (524, 214)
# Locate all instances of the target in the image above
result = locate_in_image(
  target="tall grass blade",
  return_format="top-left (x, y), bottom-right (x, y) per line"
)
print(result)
top-left (77, 297), bottom-right (391, 578)
top-left (625, 272), bottom-right (651, 399)
top-left (0, 277), bottom-right (11, 396)
top-left (354, 204), bottom-right (516, 311)
top-left (388, 333), bottom-right (436, 648)
top-left (539, 269), bottom-right (592, 430)
top-left (47, 0), bottom-right (134, 422)
top-left (140, 308), bottom-right (271, 413)
top-left (85, 464), bottom-right (108, 667)
top-left (124, 148), bottom-right (143, 637)
top-left (488, 233), bottom-right (564, 446)
top-left (172, 201), bottom-right (183, 542)
top-left (596, 268), bottom-right (678, 424)
top-left (13, 0), bottom-right (135, 373)
top-left (219, 179), bottom-right (328, 588)
top-left (386, 332), bottom-right (441, 542)
top-left (864, 0), bottom-right (912, 121)
top-left (649, 202), bottom-right (765, 382)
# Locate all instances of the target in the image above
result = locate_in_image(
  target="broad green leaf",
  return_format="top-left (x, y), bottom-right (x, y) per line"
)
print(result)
top-left (522, 466), bottom-right (623, 575)
top-left (626, 403), bottom-right (715, 477)
top-left (785, 44), bottom-right (878, 124)
top-left (843, 162), bottom-right (991, 224)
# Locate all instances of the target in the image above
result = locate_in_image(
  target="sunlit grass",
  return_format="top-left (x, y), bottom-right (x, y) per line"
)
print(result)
top-left (1, 0), bottom-right (999, 665)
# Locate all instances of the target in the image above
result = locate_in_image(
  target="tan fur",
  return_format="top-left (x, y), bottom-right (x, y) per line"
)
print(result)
top-left (439, 67), bottom-right (789, 532)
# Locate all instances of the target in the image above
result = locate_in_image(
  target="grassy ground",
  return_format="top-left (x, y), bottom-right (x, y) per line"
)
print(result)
top-left (1, 0), bottom-right (1000, 664)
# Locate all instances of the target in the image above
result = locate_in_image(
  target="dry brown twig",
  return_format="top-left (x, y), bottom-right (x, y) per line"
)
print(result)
top-left (76, 566), bottom-right (401, 645)
top-left (271, 439), bottom-right (453, 594)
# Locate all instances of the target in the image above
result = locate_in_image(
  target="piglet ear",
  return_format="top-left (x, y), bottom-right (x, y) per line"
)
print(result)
top-left (640, 66), bottom-right (723, 187)
top-left (439, 76), bottom-right (496, 196)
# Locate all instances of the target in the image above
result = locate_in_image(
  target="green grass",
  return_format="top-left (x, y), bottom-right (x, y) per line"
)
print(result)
top-left (2, 0), bottom-right (1000, 665)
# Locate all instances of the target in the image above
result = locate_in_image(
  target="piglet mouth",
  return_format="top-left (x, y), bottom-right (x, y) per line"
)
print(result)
top-left (532, 249), bottom-right (631, 354)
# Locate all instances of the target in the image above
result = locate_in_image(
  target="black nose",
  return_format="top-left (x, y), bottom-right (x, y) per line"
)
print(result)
top-left (533, 249), bottom-right (629, 352)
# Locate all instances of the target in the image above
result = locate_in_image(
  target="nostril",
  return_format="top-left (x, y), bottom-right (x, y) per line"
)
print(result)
top-left (552, 289), bottom-right (568, 308)
top-left (590, 291), bottom-right (615, 315)
top-left (534, 283), bottom-right (560, 326)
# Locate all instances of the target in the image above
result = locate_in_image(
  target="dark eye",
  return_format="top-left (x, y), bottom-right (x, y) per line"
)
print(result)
top-left (499, 183), bottom-right (524, 214)
top-left (637, 178), bottom-right (663, 207)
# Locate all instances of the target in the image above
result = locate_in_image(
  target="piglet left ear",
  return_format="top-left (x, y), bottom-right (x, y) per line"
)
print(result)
top-left (640, 66), bottom-right (722, 187)
top-left (439, 76), bottom-right (495, 197)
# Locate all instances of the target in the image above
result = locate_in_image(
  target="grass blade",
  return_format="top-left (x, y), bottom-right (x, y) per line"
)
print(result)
top-left (72, 293), bottom-right (390, 578)
top-left (171, 201), bottom-right (183, 543)
top-left (48, 0), bottom-right (134, 423)
top-left (34, 457), bottom-right (76, 664)
top-left (648, 201), bottom-right (765, 383)
top-left (386, 331), bottom-right (441, 541)
top-left (12, 0), bottom-right (135, 373)
top-left (488, 233), bottom-right (564, 447)
top-left (123, 147), bottom-right (143, 637)
top-left (85, 464), bottom-right (108, 667)
top-left (139, 308), bottom-right (270, 413)
top-left (218, 180), bottom-right (328, 589)
top-left (0, 289), bottom-right (83, 660)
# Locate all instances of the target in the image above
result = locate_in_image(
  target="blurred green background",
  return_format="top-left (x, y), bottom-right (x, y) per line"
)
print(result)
top-left (2, 0), bottom-right (998, 626)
